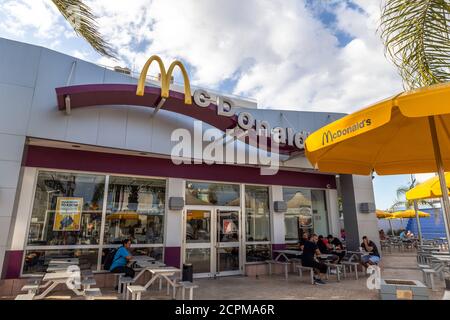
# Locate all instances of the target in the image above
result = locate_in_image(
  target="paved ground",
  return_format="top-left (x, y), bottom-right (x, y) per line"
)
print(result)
top-left (2, 252), bottom-right (447, 300)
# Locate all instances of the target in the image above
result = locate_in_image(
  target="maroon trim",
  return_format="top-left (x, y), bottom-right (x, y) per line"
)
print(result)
top-left (164, 247), bottom-right (181, 268)
top-left (271, 244), bottom-right (287, 259)
top-left (24, 146), bottom-right (337, 189)
top-left (55, 84), bottom-right (298, 155)
top-left (1, 250), bottom-right (23, 279)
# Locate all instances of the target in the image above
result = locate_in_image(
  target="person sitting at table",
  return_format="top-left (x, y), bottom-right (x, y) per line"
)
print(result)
top-left (299, 232), bottom-right (309, 250)
top-left (360, 236), bottom-right (381, 268)
top-left (301, 234), bottom-right (328, 285)
top-left (379, 229), bottom-right (387, 240)
top-left (317, 235), bottom-right (339, 264)
top-left (110, 238), bottom-right (135, 279)
top-left (327, 234), bottom-right (346, 263)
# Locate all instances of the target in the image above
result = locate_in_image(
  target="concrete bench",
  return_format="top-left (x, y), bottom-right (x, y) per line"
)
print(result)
top-left (179, 281), bottom-right (199, 300)
top-left (297, 265), bottom-right (314, 285)
top-left (112, 273), bottom-right (126, 293)
top-left (21, 284), bottom-right (40, 294)
top-left (422, 269), bottom-right (437, 291)
top-left (84, 288), bottom-right (102, 299)
top-left (81, 278), bottom-right (97, 290)
top-left (266, 260), bottom-right (290, 280)
top-left (15, 293), bottom-right (36, 300)
top-left (325, 263), bottom-right (344, 282)
top-left (341, 261), bottom-right (360, 280)
top-left (127, 285), bottom-right (147, 300)
top-left (119, 276), bottom-right (135, 299)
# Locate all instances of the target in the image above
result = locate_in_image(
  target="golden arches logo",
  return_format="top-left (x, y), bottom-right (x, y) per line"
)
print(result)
top-left (136, 55), bottom-right (192, 105)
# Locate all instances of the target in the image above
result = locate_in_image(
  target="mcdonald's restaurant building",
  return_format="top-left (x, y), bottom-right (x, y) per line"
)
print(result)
top-left (0, 37), bottom-right (380, 281)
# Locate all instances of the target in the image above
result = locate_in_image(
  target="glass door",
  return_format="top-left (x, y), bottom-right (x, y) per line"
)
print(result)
top-left (216, 209), bottom-right (241, 276)
top-left (184, 209), bottom-right (213, 278)
top-left (183, 207), bottom-right (242, 278)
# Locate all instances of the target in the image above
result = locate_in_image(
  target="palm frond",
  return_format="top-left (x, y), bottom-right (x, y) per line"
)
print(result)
top-left (379, 0), bottom-right (450, 89)
top-left (51, 0), bottom-right (117, 59)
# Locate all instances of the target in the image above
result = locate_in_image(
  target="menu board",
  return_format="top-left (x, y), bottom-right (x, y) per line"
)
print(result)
top-left (53, 197), bottom-right (83, 231)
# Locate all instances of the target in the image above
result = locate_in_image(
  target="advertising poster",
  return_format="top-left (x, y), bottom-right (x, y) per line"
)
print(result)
top-left (223, 219), bottom-right (237, 234)
top-left (53, 197), bottom-right (83, 231)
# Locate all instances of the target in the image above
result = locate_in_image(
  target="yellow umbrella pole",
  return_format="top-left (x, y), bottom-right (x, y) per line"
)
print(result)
top-left (429, 116), bottom-right (450, 252)
top-left (413, 200), bottom-right (423, 246)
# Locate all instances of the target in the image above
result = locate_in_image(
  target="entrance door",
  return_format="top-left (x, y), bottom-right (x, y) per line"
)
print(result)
top-left (183, 207), bottom-right (241, 278)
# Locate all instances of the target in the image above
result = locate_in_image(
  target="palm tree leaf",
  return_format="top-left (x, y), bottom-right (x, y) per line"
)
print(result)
top-left (51, 0), bottom-right (117, 59)
top-left (379, 0), bottom-right (450, 89)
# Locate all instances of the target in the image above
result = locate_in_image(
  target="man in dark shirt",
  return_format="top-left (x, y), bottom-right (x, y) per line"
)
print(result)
top-left (301, 234), bottom-right (328, 285)
top-left (360, 236), bottom-right (380, 268)
top-left (327, 234), bottom-right (346, 263)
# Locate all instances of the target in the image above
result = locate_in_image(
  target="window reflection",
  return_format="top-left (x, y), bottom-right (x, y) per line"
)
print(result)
top-left (283, 187), bottom-right (312, 241)
top-left (186, 182), bottom-right (240, 206)
top-left (23, 249), bottom-right (98, 274)
top-left (27, 172), bottom-right (105, 246)
top-left (246, 244), bottom-right (271, 262)
top-left (105, 176), bottom-right (165, 244)
top-left (245, 186), bottom-right (270, 242)
top-left (186, 210), bottom-right (211, 243)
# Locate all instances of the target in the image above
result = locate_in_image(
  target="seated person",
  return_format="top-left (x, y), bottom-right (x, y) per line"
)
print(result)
top-left (110, 238), bottom-right (135, 278)
top-left (299, 232), bottom-right (309, 251)
top-left (360, 236), bottom-right (380, 268)
top-left (379, 229), bottom-right (387, 241)
top-left (301, 234), bottom-right (328, 285)
top-left (327, 234), bottom-right (346, 263)
top-left (317, 235), bottom-right (330, 253)
top-left (317, 235), bottom-right (339, 264)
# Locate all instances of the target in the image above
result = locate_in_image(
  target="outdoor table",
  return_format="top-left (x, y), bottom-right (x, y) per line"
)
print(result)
top-left (46, 266), bottom-right (72, 272)
top-left (49, 258), bottom-right (79, 264)
top-left (273, 250), bottom-right (303, 262)
top-left (130, 256), bottom-right (155, 262)
top-left (34, 271), bottom-right (83, 300)
top-left (317, 254), bottom-right (335, 261)
top-left (134, 260), bottom-right (165, 269)
top-left (143, 267), bottom-right (181, 293)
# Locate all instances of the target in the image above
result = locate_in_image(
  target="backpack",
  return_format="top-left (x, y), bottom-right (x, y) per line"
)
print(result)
top-left (103, 248), bottom-right (119, 271)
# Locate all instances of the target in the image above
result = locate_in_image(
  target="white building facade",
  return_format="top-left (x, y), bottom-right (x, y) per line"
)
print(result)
top-left (0, 38), bottom-right (379, 279)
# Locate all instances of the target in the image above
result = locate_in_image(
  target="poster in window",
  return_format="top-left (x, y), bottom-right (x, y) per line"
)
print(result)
top-left (53, 197), bottom-right (83, 231)
top-left (223, 219), bottom-right (237, 234)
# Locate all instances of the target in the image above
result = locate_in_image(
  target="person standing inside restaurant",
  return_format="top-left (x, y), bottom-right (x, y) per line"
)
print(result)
top-left (360, 236), bottom-right (380, 268)
top-left (110, 239), bottom-right (135, 278)
top-left (301, 234), bottom-right (328, 285)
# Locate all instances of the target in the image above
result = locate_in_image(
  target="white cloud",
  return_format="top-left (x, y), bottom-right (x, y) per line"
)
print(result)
top-left (0, 0), bottom-right (403, 114)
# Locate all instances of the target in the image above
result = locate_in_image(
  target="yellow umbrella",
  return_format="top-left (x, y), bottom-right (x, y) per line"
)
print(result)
top-left (391, 209), bottom-right (431, 219)
top-left (376, 210), bottom-right (393, 219)
top-left (305, 82), bottom-right (450, 248)
top-left (106, 212), bottom-right (140, 221)
top-left (406, 172), bottom-right (450, 200)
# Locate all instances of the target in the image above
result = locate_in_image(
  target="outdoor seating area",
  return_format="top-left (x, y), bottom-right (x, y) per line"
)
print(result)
top-left (11, 255), bottom-right (200, 301)
top-left (264, 249), bottom-right (367, 284)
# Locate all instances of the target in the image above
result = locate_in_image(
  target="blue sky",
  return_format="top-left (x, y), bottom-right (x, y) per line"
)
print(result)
top-left (0, 0), bottom-right (436, 210)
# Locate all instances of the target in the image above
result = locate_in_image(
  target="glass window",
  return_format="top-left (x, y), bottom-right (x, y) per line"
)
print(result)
top-left (245, 186), bottom-right (270, 242)
top-left (27, 171), bottom-right (105, 246)
top-left (186, 181), bottom-right (240, 206)
top-left (186, 210), bottom-right (211, 243)
top-left (104, 176), bottom-right (165, 244)
top-left (101, 247), bottom-right (164, 270)
top-left (22, 249), bottom-right (98, 274)
top-left (312, 190), bottom-right (329, 236)
top-left (283, 187), bottom-right (312, 241)
top-left (245, 244), bottom-right (271, 262)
